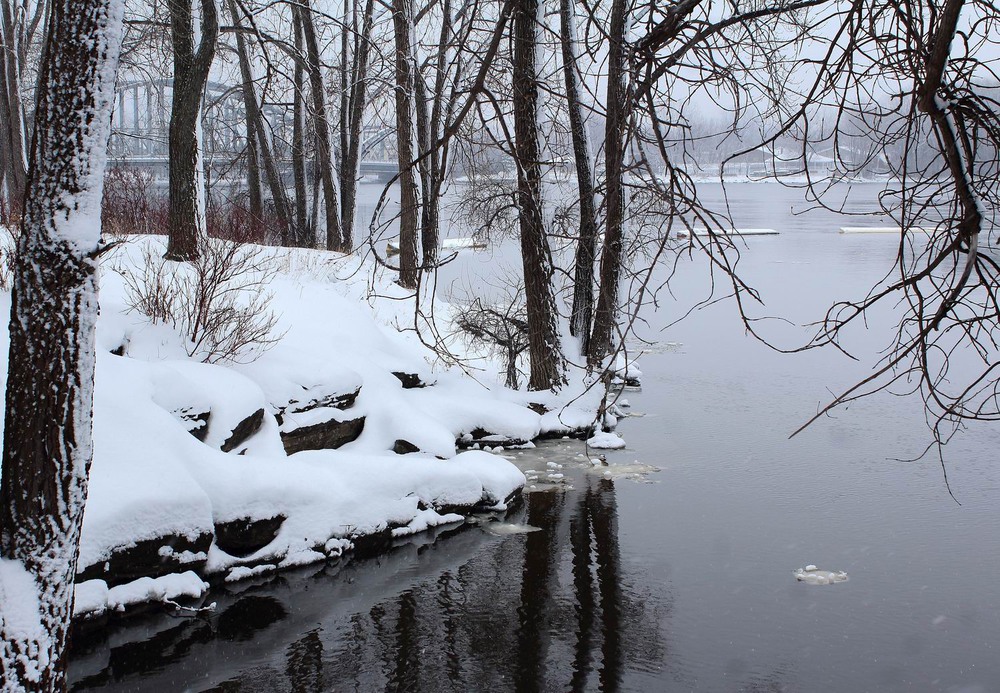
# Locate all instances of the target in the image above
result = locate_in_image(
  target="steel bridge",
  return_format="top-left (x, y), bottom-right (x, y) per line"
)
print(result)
top-left (109, 79), bottom-right (398, 183)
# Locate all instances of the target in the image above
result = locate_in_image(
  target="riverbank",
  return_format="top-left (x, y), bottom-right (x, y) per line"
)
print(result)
top-left (0, 233), bottom-right (620, 623)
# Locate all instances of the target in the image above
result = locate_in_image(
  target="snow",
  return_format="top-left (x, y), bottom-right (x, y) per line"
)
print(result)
top-left (793, 566), bottom-right (849, 585)
top-left (105, 572), bottom-right (209, 611)
top-left (0, 235), bottom-right (619, 619)
top-left (0, 559), bottom-right (50, 684)
top-left (587, 431), bottom-right (626, 449)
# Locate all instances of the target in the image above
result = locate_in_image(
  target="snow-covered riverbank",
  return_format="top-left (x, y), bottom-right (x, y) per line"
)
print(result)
top-left (0, 235), bottom-right (617, 621)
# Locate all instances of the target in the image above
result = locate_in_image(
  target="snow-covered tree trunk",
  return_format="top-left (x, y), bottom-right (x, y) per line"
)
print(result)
top-left (513, 0), bottom-right (566, 390)
top-left (166, 0), bottom-right (218, 262)
top-left (559, 0), bottom-right (599, 356)
top-left (0, 0), bottom-right (123, 688)
top-left (392, 0), bottom-right (420, 289)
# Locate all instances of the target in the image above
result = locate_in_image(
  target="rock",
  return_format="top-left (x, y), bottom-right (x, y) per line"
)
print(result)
top-left (214, 515), bottom-right (286, 558)
top-left (527, 402), bottom-right (550, 415)
top-left (392, 371), bottom-right (428, 389)
top-left (221, 408), bottom-right (265, 452)
top-left (76, 532), bottom-right (213, 588)
top-left (392, 439), bottom-right (420, 455)
top-left (272, 387), bottom-right (360, 427)
top-left (178, 407), bottom-right (211, 442)
top-left (280, 416), bottom-right (365, 455)
top-left (455, 426), bottom-right (529, 449)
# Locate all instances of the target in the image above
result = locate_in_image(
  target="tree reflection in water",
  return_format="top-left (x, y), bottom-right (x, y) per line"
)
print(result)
top-left (69, 474), bottom-right (668, 692)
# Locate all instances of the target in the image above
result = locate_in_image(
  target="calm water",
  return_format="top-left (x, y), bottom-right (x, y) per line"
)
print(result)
top-left (69, 183), bottom-right (1000, 691)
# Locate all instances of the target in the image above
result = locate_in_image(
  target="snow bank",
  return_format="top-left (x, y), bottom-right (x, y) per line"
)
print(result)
top-left (0, 236), bottom-right (541, 619)
top-left (1, 236), bottom-right (637, 620)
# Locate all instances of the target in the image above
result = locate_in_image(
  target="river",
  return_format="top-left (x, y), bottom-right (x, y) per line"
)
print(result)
top-left (69, 182), bottom-right (1000, 691)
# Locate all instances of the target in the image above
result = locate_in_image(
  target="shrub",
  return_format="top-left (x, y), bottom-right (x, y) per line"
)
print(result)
top-left (117, 239), bottom-right (284, 363)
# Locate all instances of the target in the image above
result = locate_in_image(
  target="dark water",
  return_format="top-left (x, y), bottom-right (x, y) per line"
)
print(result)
top-left (70, 183), bottom-right (1000, 691)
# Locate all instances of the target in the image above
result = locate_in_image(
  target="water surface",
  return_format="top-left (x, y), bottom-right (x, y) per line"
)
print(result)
top-left (70, 182), bottom-right (1000, 691)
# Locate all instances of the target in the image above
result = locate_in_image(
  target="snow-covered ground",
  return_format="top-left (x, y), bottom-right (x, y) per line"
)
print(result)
top-left (0, 234), bottom-right (619, 619)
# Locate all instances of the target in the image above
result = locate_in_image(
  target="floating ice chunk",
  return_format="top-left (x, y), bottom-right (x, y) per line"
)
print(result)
top-left (793, 566), bottom-right (849, 585)
top-left (482, 522), bottom-right (542, 535)
top-left (588, 431), bottom-right (626, 450)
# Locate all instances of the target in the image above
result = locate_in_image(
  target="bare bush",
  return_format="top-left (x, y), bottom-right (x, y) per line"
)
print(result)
top-left (455, 287), bottom-right (529, 390)
top-left (102, 165), bottom-right (155, 238)
top-left (117, 239), bottom-right (284, 363)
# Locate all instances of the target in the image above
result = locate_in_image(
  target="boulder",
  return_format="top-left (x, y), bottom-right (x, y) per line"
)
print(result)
top-left (221, 408), bottom-right (265, 453)
top-left (392, 439), bottom-right (420, 455)
top-left (76, 532), bottom-right (213, 588)
top-left (272, 386), bottom-right (360, 427)
top-left (392, 371), bottom-right (429, 389)
top-left (280, 415), bottom-right (365, 455)
top-left (456, 426), bottom-right (530, 449)
top-left (214, 515), bottom-right (286, 558)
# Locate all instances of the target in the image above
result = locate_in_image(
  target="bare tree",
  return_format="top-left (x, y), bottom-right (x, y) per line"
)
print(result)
top-left (392, 0), bottom-right (420, 288)
top-left (165, 0), bottom-right (219, 261)
top-left (338, 0), bottom-right (375, 245)
top-left (0, 0), bottom-right (124, 687)
top-left (299, 0), bottom-right (344, 251)
top-left (513, 0), bottom-right (565, 389)
top-left (0, 0), bottom-right (28, 208)
top-left (558, 0), bottom-right (598, 356)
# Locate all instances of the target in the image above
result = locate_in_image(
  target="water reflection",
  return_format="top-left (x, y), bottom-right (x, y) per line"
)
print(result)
top-left (68, 471), bottom-right (668, 692)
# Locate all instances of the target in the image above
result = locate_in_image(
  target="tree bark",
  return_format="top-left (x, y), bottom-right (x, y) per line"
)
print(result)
top-left (559, 0), bottom-right (598, 355)
top-left (0, 0), bottom-right (28, 211)
top-left (393, 0), bottom-right (420, 289)
top-left (291, 8), bottom-right (309, 246)
top-left (228, 0), bottom-right (292, 244)
top-left (513, 0), bottom-right (565, 390)
top-left (414, 71), bottom-right (436, 265)
top-left (589, 0), bottom-right (628, 367)
top-left (339, 0), bottom-right (374, 246)
top-left (299, 0), bottom-right (344, 251)
top-left (0, 0), bottom-right (123, 688)
top-left (165, 0), bottom-right (219, 261)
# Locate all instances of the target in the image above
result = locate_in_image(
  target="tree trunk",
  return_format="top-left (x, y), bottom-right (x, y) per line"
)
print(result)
top-left (339, 0), bottom-right (374, 246)
top-left (513, 0), bottom-right (565, 390)
top-left (165, 0), bottom-right (218, 261)
top-left (589, 0), bottom-right (628, 367)
top-left (291, 8), bottom-right (309, 246)
top-left (228, 0), bottom-right (291, 245)
top-left (392, 0), bottom-right (420, 289)
top-left (419, 0), bottom-right (452, 271)
top-left (0, 0), bottom-right (124, 688)
top-left (414, 71), bottom-right (439, 267)
top-left (0, 0), bottom-right (28, 211)
top-left (559, 0), bottom-right (598, 355)
top-left (299, 0), bottom-right (344, 251)
top-left (245, 109), bottom-right (263, 221)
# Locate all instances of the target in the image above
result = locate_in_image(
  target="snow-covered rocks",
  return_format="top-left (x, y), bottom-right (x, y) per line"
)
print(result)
top-left (74, 572), bottom-right (211, 617)
top-left (0, 236), bottom-right (641, 620)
